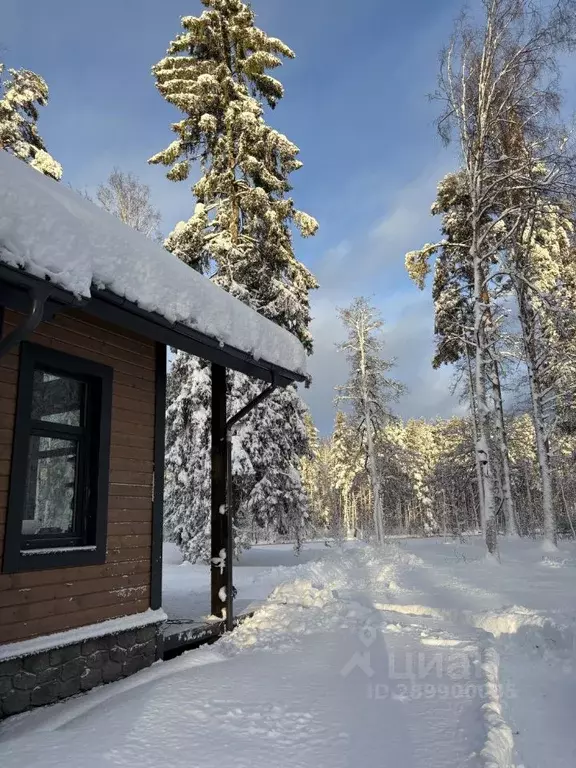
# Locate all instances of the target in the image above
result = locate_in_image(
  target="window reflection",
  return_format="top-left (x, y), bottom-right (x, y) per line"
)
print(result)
top-left (22, 436), bottom-right (78, 537)
top-left (31, 370), bottom-right (84, 426)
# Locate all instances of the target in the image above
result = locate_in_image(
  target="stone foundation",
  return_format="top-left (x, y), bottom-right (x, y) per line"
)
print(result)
top-left (0, 624), bottom-right (160, 719)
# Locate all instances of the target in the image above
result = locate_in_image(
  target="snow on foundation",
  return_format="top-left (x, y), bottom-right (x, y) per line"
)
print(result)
top-left (0, 153), bottom-right (306, 376)
top-left (0, 608), bottom-right (167, 661)
top-left (0, 646), bottom-right (226, 740)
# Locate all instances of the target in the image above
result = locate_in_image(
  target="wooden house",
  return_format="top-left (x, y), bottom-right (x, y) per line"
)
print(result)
top-left (0, 153), bottom-right (306, 718)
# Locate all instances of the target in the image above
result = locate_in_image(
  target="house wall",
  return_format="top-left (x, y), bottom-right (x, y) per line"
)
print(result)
top-left (0, 308), bottom-right (156, 644)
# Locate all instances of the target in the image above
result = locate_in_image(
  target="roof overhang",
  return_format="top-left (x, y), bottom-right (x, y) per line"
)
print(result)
top-left (0, 264), bottom-right (306, 387)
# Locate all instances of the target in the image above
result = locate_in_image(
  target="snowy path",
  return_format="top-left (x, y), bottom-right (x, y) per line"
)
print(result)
top-left (1, 537), bottom-right (575, 768)
top-left (384, 537), bottom-right (576, 768)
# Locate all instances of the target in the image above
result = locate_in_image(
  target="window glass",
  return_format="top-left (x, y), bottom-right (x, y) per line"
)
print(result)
top-left (31, 370), bottom-right (85, 427)
top-left (22, 436), bottom-right (78, 537)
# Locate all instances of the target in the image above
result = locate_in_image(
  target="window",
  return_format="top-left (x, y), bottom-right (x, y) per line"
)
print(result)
top-left (3, 343), bottom-right (113, 572)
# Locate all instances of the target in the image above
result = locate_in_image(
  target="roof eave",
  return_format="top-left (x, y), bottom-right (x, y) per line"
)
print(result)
top-left (0, 264), bottom-right (307, 387)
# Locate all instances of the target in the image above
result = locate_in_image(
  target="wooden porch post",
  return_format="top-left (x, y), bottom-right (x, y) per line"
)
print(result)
top-left (211, 363), bottom-right (228, 618)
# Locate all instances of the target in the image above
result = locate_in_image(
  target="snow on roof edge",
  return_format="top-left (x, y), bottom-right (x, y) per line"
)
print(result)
top-left (0, 154), bottom-right (307, 377)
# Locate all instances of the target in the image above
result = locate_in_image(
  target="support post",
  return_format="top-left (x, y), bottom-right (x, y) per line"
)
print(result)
top-left (211, 368), bottom-right (277, 628)
top-left (151, 343), bottom-right (166, 611)
top-left (210, 364), bottom-right (228, 618)
top-left (225, 436), bottom-right (234, 631)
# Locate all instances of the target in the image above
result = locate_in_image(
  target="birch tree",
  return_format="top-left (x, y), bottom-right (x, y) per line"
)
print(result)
top-left (97, 169), bottom-right (162, 240)
top-left (335, 298), bottom-right (405, 544)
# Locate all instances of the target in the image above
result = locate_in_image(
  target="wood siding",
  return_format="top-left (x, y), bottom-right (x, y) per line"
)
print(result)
top-left (0, 309), bottom-right (156, 644)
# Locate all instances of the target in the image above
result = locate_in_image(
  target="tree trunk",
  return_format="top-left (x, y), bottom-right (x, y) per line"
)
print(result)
top-left (466, 350), bottom-right (486, 535)
top-left (358, 322), bottom-right (384, 544)
top-left (473, 244), bottom-right (499, 555)
top-left (491, 360), bottom-right (517, 536)
top-left (523, 461), bottom-right (535, 537)
top-left (519, 302), bottom-right (557, 548)
top-left (366, 421), bottom-right (383, 543)
top-left (530, 380), bottom-right (556, 547)
top-left (559, 480), bottom-right (576, 539)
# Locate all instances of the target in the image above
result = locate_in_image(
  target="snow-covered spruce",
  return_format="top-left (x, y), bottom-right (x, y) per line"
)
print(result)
top-left (164, 352), bottom-right (311, 563)
top-left (154, 0), bottom-right (318, 560)
top-left (149, 0), bottom-right (318, 349)
top-left (0, 62), bottom-right (62, 180)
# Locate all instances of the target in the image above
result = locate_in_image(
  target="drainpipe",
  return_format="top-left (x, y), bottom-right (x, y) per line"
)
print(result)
top-left (223, 375), bottom-right (277, 631)
top-left (0, 288), bottom-right (51, 360)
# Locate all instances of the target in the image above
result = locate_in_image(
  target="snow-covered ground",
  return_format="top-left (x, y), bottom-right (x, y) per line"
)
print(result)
top-left (1, 536), bottom-right (575, 768)
top-left (162, 540), bottom-right (343, 620)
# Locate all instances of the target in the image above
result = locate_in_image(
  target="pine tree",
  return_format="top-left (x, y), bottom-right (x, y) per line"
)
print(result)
top-left (406, 171), bottom-right (518, 538)
top-left (303, 403), bottom-right (576, 541)
top-left (507, 412), bottom-right (538, 535)
top-left (406, 172), bottom-right (489, 533)
top-left (510, 204), bottom-right (574, 547)
top-left (305, 411), bottom-right (487, 540)
top-left (152, 1), bottom-right (318, 560)
top-left (0, 62), bottom-right (61, 179)
top-left (335, 298), bottom-right (405, 543)
top-left (433, 416), bottom-right (477, 535)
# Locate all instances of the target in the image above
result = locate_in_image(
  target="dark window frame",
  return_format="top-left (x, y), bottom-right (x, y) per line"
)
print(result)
top-left (3, 343), bottom-right (113, 573)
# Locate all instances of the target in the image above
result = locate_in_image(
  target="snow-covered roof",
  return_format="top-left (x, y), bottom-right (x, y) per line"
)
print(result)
top-left (0, 153), bottom-right (306, 377)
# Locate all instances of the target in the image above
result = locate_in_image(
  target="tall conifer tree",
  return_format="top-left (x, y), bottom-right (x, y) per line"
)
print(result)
top-left (152, 1), bottom-right (318, 561)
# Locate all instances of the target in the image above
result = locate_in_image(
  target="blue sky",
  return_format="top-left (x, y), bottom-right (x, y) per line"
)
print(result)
top-left (2, 0), bottom-right (467, 433)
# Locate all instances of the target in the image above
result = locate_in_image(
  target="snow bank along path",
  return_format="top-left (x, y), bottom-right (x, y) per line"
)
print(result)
top-left (0, 153), bottom-right (306, 375)
top-left (1, 537), bottom-right (575, 768)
